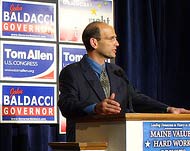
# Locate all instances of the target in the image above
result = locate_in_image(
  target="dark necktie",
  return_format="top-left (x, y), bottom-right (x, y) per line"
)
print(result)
top-left (100, 68), bottom-right (110, 98)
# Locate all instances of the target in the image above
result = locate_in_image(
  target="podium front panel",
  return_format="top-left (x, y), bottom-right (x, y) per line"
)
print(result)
top-left (126, 120), bottom-right (190, 151)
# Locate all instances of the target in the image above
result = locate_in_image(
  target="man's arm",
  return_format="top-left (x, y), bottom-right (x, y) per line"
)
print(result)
top-left (58, 66), bottom-right (87, 118)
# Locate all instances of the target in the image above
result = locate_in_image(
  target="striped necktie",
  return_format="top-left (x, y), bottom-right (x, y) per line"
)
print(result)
top-left (100, 67), bottom-right (110, 98)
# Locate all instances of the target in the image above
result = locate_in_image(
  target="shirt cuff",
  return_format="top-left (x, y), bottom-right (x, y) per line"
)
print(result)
top-left (83, 103), bottom-right (97, 114)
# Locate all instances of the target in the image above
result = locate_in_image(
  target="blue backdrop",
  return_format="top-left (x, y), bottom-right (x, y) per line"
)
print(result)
top-left (1, 0), bottom-right (190, 151)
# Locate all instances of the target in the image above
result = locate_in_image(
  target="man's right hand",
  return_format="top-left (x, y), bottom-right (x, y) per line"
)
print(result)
top-left (94, 93), bottom-right (121, 115)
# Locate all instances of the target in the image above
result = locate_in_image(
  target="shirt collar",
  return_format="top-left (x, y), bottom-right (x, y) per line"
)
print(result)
top-left (86, 55), bottom-right (105, 75)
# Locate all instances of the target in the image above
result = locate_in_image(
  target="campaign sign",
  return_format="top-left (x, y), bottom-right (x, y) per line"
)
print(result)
top-left (0, 41), bottom-right (56, 82)
top-left (59, 44), bottom-right (86, 71)
top-left (0, 83), bottom-right (57, 123)
top-left (143, 122), bottom-right (190, 151)
top-left (0, 0), bottom-right (56, 41)
top-left (59, 0), bottom-right (113, 43)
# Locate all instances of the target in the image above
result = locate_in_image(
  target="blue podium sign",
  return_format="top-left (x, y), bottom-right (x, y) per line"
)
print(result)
top-left (143, 122), bottom-right (190, 151)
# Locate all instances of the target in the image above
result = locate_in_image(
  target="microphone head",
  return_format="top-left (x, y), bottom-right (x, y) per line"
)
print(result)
top-left (114, 69), bottom-right (123, 77)
top-left (114, 69), bottom-right (129, 84)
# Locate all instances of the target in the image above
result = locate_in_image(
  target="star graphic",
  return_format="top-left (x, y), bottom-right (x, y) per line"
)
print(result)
top-left (97, 3), bottom-right (102, 8)
top-left (90, 8), bottom-right (97, 15)
top-left (145, 140), bottom-right (151, 148)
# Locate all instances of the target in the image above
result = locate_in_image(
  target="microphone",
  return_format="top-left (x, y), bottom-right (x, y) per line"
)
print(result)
top-left (114, 69), bottom-right (129, 84)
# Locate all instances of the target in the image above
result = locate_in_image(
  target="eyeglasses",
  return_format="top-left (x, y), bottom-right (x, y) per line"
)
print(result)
top-left (100, 36), bottom-right (118, 42)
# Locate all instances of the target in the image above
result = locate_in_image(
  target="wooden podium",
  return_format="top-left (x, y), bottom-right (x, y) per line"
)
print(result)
top-left (76, 113), bottom-right (190, 151)
top-left (49, 113), bottom-right (190, 151)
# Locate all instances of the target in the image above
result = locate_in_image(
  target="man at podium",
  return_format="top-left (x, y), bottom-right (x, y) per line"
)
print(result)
top-left (58, 21), bottom-right (190, 142)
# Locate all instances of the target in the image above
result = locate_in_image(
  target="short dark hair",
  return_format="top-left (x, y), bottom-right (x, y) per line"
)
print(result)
top-left (82, 21), bottom-right (102, 52)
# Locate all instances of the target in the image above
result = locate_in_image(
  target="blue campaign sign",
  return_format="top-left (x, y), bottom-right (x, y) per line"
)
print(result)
top-left (1, 83), bottom-right (57, 123)
top-left (59, 44), bottom-right (86, 70)
top-left (1, 0), bottom-right (56, 41)
top-left (1, 41), bottom-right (56, 82)
top-left (143, 122), bottom-right (190, 151)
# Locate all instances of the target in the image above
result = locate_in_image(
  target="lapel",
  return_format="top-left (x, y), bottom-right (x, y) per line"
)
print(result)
top-left (79, 56), bottom-right (106, 101)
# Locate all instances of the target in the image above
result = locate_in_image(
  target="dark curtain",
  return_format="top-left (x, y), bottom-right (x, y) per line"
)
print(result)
top-left (1, 0), bottom-right (190, 151)
top-left (115, 0), bottom-right (190, 108)
top-left (0, 124), bottom-right (65, 151)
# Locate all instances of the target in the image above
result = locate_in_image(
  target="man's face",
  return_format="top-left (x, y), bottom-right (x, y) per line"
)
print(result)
top-left (96, 24), bottom-right (119, 59)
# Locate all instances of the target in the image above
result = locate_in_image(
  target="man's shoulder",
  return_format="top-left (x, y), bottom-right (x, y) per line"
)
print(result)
top-left (59, 62), bottom-right (81, 78)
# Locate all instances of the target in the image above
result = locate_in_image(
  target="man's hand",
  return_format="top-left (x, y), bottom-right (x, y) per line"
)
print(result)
top-left (167, 107), bottom-right (190, 114)
top-left (95, 93), bottom-right (121, 115)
